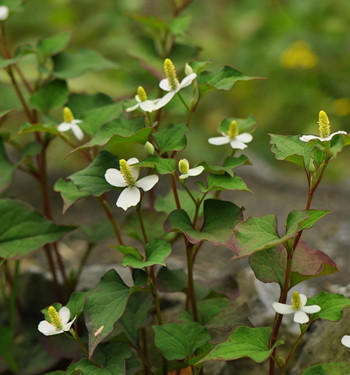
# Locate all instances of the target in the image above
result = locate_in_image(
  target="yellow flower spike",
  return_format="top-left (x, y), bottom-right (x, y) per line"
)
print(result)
top-left (291, 291), bottom-right (302, 310)
top-left (227, 121), bottom-right (239, 139)
top-left (137, 86), bottom-right (147, 102)
top-left (318, 110), bottom-right (331, 139)
top-left (48, 306), bottom-right (63, 330)
top-left (63, 107), bottom-right (74, 123)
top-left (178, 159), bottom-right (189, 174)
top-left (164, 58), bottom-right (179, 91)
top-left (119, 159), bottom-right (136, 187)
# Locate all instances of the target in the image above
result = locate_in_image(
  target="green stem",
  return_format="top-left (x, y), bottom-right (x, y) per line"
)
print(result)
top-left (69, 328), bottom-right (101, 367)
top-left (137, 204), bottom-right (148, 243)
top-left (186, 242), bottom-right (198, 321)
top-left (176, 92), bottom-right (190, 111)
top-left (284, 323), bottom-right (309, 367)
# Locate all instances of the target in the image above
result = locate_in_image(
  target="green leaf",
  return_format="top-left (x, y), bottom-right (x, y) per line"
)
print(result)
top-left (233, 215), bottom-right (280, 256)
top-left (152, 123), bottom-right (188, 154)
top-left (0, 137), bottom-right (14, 192)
top-left (113, 245), bottom-right (143, 261)
top-left (165, 199), bottom-right (243, 250)
top-left (37, 33), bottom-right (70, 57)
top-left (301, 362), bottom-right (350, 375)
top-left (67, 93), bottom-right (115, 118)
top-left (79, 219), bottom-right (116, 243)
top-left (117, 293), bottom-right (153, 345)
top-left (54, 178), bottom-right (90, 213)
top-left (200, 155), bottom-right (250, 177)
top-left (67, 359), bottom-right (112, 375)
top-left (79, 103), bottom-right (123, 136)
top-left (153, 322), bottom-right (210, 360)
top-left (285, 210), bottom-right (330, 236)
top-left (0, 45), bottom-right (33, 69)
top-left (307, 291), bottom-right (350, 322)
top-left (156, 267), bottom-right (210, 300)
top-left (169, 14), bottom-right (192, 36)
top-left (68, 151), bottom-right (119, 196)
top-left (0, 199), bottom-right (75, 259)
top-left (66, 291), bottom-right (89, 317)
top-left (53, 49), bottom-right (119, 79)
top-left (181, 298), bottom-right (250, 331)
top-left (85, 269), bottom-right (130, 357)
top-left (198, 66), bottom-right (263, 96)
top-left (121, 239), bottom-right (172, 268)
top-left (234, 210), bottom-right (329, 258)
top-left (270, 134), bottom-right (308, 167)
top-left (249, 242), bottom-right (339, 289)
top-left (198, 326), bottom-right (283, 363)
top-left (138, 155), bottom-right (176, 174)
top-left (81, 116), bottom-right (152, 148)
top-left (101, 342), bottom-right (131, 375)
top-left (197, 173), bottom-right (251, 193)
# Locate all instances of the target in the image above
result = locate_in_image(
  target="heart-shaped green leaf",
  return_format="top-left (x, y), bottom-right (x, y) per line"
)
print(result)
top-left (152, 123), bottom-right (188, 154)
top-left (37, 33), bottom-right (70, 57)
top-left (165, 199), bottom-right (242, 250)
top-left (198, 326), bottom-right (283, 363)
top-left (198, 66), bottom-right (263, 96)
top-left (53, 49), bottom-right (119, 79)
top-left (153, 322), bottom-right (210, 360)
top-left (138, 155), bottom-right (175, 174)
top-left (121, 239), bottom-right (172, 268)
top-left (249, 241), bottom-right (339, 289)
top-left (30, 79), bottom-right (68, 112)
top-left (0, 199), bottom-right (75, 259)
top-left (54, 178), bottom-right (90, 213)
top-left (307, 291), bottom-right (350, 322)
top-left (84, 269), bottom-right (130, 357)
top-left (68, 151), bottom-right (119, 196)
top-left (81, 116), bottom-right (151, 148)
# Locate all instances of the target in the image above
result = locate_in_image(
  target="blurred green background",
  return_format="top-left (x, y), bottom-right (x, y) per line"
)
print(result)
top-left (2, 0), bottom-right (350, 176)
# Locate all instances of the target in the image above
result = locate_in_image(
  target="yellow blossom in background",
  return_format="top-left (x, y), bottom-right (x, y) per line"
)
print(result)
top-left (332, 98), bottom-right (350, 116)
top-left (280, 41), bottom-right (318, 69)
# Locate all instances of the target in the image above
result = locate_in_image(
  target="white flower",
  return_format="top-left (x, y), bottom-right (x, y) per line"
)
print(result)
top-left (126, 86), bottom-right (161, 113)
top-left (178, 159), bottom-right (204, 180)
top-left (105, 157), bottom-right (159, 211)
top-left (208, 120), bottom-right (253, 150)
top-left (300, 110), bottom-right (347, 142)
top-left (299, 131), bottom-right (347, 143)
top-left (341, 335), bottom-right (350, 348)
top-left (0, 6), bottom-right (9, 21)
top-left (156, 58), bottom-right (197, 108)
top-left (38, 306), bottom-right (76, 336)
top-left (58, 107), bottom-right (84, 141)
top-left (272, 291), bottom-right (321, 324)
